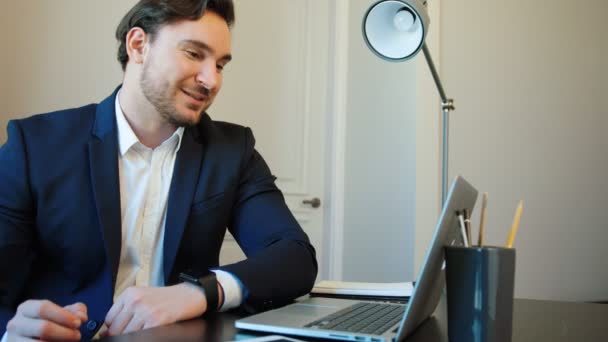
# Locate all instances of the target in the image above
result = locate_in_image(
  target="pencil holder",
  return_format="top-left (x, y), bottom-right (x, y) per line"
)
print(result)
top-left (444, 246), bottom-right (516, 342)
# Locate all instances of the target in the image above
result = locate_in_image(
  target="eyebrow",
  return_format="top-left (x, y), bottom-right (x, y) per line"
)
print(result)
top-left (179, 39), bottom-right (232, 62)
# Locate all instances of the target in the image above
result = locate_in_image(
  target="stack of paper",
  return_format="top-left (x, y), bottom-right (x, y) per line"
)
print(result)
top-left (311, 280), bottom-right (414, 298)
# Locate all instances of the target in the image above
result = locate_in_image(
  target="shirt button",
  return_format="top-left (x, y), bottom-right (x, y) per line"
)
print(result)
top-left (86, 320), bottom-right (98, 331)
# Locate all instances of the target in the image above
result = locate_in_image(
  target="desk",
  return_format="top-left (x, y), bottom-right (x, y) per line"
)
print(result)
top-left (99, 298), bottom-right (608, 341)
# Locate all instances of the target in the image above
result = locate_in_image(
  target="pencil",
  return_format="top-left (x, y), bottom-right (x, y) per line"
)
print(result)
top-left (477, 192), bottom-right (488, 246)
top-left (506, 200), bottom-right (523, 248)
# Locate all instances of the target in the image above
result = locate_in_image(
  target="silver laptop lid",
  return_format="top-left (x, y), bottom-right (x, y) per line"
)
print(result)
top-left (396, 175), bottom-right (477, 340)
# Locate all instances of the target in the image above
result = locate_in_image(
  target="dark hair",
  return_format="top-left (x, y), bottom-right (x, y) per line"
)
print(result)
top-left (115, 0), bottom-right (235, 71)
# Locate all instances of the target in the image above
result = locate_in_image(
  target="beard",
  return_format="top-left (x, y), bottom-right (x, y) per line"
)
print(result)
top-left (139, 59), bottom-right (209, 127)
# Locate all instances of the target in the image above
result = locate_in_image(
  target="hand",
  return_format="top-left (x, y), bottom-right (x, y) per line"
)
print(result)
top-left (6, 300), bottom-right (87, 341)
top-left (102, 283), bottom-right (210, 337)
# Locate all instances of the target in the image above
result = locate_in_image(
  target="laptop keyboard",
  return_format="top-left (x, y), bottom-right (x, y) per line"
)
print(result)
top-left (304, 302), bottom-right (406, 335)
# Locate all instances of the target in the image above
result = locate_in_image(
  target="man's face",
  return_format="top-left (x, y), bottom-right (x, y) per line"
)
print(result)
top-left (140, 11), bottom-right (232, 127)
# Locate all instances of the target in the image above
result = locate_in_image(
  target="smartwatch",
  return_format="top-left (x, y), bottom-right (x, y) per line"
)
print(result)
top-left (179, 269), bottom-right (219, 313)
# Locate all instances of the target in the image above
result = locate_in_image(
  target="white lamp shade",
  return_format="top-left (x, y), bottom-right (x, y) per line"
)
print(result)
top-left (363, 0), bottom-right (430, 61)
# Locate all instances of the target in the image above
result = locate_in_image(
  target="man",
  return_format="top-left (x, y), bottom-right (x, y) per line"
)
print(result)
top-left (0, 0), bottom-right (317, 340)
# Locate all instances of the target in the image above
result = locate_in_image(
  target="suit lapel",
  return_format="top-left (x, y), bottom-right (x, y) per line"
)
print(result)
top-left (88, 89), bottom-right (122, 289)
top-left (163, 127), bottom-right (205, 283)
top-left (87, 89), bottom-right (208, 286)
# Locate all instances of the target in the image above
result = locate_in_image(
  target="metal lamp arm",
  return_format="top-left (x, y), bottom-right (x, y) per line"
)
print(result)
top-left (421, 43), bottom-right (454, 205)
top-left (422, 43), bottom-right (453, 111)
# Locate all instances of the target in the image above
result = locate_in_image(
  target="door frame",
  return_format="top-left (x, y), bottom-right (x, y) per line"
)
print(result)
top-left (323, 0), bottom-right (350, 281)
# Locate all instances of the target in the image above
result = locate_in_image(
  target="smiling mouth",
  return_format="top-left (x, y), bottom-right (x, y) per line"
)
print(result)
top-left (181, 88), bottom-right (208, 102)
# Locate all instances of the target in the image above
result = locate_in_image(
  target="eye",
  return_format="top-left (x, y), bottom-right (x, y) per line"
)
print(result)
top-left (216, 64), bottom-right (225, 73)
top-left (185, 50), bottom-right (201, 59)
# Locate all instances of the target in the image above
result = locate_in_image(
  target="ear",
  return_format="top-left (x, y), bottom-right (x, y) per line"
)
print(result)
top-left (125, 27), bottom-right (148, 65)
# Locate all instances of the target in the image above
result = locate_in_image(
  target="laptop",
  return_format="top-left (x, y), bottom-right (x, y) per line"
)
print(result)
top-left (236, 176), bottom-right (478, 342)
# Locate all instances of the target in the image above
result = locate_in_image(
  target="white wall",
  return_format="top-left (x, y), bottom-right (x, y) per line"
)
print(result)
top-left (441, 0), bottom-right (608, 301)
top-left (339, 0), bottom-right (608, 302)
top-left (0, 4), bottom-right (14, 124)
top-left (0, 0), bottom-right (137, 143)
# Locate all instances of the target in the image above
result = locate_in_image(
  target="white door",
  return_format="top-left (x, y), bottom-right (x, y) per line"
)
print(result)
top-left (213, 0), bottom-right (330, 278)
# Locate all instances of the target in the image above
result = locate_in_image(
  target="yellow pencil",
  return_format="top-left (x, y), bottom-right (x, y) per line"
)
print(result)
top-left (477, 192), bottom-right (488, 246)
top-left (506, 200), bottom-right (523, 248)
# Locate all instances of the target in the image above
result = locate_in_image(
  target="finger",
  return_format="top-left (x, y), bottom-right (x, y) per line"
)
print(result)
top-left (104, 301), bottom-right (124, 327)
top-left (107, 308), bottom-right (134, 336)
top-left (64, 302), bottom-right (88, 322)
top-left (18, 300), bottom-right (81, 329)
top-left (122, 316), bottom-right (145, 334)
top-left (9, 316), bottom-right (81, 341)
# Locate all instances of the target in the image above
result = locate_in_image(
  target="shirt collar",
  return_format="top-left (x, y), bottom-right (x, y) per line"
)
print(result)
top-left (114, 91), bottom-right (185, 156)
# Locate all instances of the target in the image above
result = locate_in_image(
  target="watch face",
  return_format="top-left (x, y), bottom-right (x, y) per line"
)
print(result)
top-left (179, 269), bottom-right (214, 283)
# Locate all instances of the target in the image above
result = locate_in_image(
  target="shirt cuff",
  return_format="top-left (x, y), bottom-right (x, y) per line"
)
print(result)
top-left (211, 269), bottom-right (243, 312)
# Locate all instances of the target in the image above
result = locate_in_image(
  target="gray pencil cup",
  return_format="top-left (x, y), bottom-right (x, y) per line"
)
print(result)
top-left (444, 246), bottom-right (516, 342)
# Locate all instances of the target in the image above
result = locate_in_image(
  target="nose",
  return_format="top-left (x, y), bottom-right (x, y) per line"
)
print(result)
top-left (195, 61), bottom-right (219, 90)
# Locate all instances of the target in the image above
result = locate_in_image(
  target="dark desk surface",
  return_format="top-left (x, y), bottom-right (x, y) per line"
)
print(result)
top-left (100, 298), bottom-right (608, 341)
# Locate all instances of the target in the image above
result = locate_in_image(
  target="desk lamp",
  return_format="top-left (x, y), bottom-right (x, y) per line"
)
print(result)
top-left (363, 0), bottom-right (454, 204)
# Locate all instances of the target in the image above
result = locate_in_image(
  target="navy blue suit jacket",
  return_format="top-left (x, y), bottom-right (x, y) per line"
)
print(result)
top-left (0, 88), bottom-right (317, 339)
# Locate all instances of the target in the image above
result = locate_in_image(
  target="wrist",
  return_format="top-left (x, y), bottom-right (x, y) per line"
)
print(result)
top-left (176, 283), bottom-right (207, 319)
top-left (179, 270), bottom-right (219, 314)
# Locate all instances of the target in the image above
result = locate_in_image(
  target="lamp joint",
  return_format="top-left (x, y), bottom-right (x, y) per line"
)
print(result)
top-left (442, 99), bottom-right (455, 111)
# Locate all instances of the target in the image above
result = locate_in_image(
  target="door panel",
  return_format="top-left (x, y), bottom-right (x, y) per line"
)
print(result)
top-left (214, 0), bottom-right (330, 276)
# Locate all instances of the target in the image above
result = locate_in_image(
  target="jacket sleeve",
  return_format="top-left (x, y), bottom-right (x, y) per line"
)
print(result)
top-left (0, 121), bottom-right (37, 335)
top-left (219, 127), bottom-right (318, 312)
